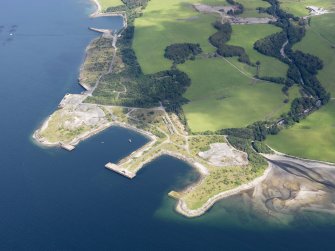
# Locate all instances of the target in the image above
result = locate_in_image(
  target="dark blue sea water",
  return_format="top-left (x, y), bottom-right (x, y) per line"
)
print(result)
top-left (1, 0), bottom-right (335, 250)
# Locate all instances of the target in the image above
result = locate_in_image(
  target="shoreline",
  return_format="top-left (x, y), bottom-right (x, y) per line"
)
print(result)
top-left (33, 0), bottom-right (335, 219)
top-left (266, 146), bottom-right (335, 166)
top-left (90, 0), bottom-right (102, 17)
top-left (33, 116), bottom-right (156, 151)
top-left (33, 0), bottom-right (128, 149)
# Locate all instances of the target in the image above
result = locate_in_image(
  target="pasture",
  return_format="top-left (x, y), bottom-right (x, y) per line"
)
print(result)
top-left (98, 0), bottom-right (124, 11)
top-left (267, 100), bottom-right (335, 163)
top-left (280, 0), bottom-right (335, 16)
top-left (133, 0), bottom-right (218, 74)
top-left (266, 13), bottom-right (335, 163)
top-left (293, 14), bottom-right (335, 95)
top-left (228, 24), bottom-right (288, 78)
top-left (238, 0), bottom-right (271, 17)
top-left (180, 58), bottom-right (293, 132)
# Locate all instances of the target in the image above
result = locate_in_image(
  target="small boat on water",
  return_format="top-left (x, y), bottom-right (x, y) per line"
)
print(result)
top-left (128, 139), bottom-right (132, 143)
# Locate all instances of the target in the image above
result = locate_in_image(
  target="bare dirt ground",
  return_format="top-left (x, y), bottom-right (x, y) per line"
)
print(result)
top-left (198, 143), bottom-right (248, 166)
top-left (193, 3), bottom-right (276, 24)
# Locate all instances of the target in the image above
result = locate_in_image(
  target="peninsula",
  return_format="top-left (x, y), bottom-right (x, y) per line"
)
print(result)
top-left (34, 0), bottom-right (335, 218)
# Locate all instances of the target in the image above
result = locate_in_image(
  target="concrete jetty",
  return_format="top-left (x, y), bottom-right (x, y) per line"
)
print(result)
top-left (168, 191), bottom-right (181, 199)
top-left (60, 143), bottom-right (75, 151)
top-left (89, 27), bottom-right (114, 38)
top-left (105, 163), bottom-right (136, 179)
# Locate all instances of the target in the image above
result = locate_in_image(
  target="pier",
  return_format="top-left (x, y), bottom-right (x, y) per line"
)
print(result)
top-left (105, 163), bottom-right (136, 179)
top-left (89, 27), bottom-right (114, 38)
top-left (60, 143), bottom-right (75, 151)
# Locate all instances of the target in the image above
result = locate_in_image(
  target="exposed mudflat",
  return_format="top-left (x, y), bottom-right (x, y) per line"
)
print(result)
top-left (243, 154), bottom-right (335, 219)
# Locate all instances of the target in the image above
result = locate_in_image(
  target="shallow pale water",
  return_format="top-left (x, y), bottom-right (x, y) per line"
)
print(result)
top-left (1, 0), bottom-right (335, 250)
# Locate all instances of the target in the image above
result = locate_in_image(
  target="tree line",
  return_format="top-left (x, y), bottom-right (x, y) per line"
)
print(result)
top-left (254, 0), bottom-right (330, 121)
top-left (209, 21), bottom-right (251, 65)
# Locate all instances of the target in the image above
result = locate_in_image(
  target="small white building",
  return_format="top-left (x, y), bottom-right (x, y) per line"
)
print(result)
top-left (306, 6), bottom-right (328, 15)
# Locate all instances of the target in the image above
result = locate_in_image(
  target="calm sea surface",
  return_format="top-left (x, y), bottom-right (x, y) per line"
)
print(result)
top-left (1, 0), bottom-right (335, 250)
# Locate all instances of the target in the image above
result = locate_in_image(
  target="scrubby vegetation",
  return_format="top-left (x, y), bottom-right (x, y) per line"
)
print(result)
top-left (87, 20), bottom-right (194, 112)
top-left (252, 141), bottom-right (273, 154)
top-left (189, 135), bottom-right (226, 156)
top-left (226, 136), bottom-right (267, 172)
top-left (215, 121), bottom-right (278, 169)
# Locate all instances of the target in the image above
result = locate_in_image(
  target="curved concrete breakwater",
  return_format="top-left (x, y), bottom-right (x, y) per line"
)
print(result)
top-left (33, 0), bottom-right (335, 219)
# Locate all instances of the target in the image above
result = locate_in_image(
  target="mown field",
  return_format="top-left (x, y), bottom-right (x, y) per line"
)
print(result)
top-left (132, 0), bottom-right (277, 74)
top-left (267, 100), bottom-right (335, 163)
top-left (227, 24), bottom-right (288, 78)
top-left (133, 0), bottom-right (218, 74)
top-left (267, 13), bottom-right (335, 163)
top-left (180, 58), bottom-right (295, 132)
top-left (238, 0), bottom-right (271, 17)
top-left (98, 0), bottom-right (124, 11)
top-left (280, 0), bottom-right (335, 16)
top-left (131, 0), bottom-right (293, 132)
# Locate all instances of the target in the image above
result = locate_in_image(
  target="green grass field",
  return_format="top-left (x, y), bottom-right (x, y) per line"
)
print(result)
top-left (280, 0), bottom-right (335, 16)
top-left (98, 0), bottom-right (124, 11)
top-left (133, 0), bottom-right (275, 74)
top-left (267, 100), bottom-right (335, 163)
top-left (238, 0), bottom-right (271, 18)
top-left (310, 13), bottom-right (335, 44)
top-left (132, 0), bottom-right (300, 133)
top-left (133, 0), bottom-right (218, 74)
top-left (180, 58), bottom-right (295, 132)
top-left (228, 24), bottom-right (288, 78)
top-left (293, 13), bottom-right (335, 95)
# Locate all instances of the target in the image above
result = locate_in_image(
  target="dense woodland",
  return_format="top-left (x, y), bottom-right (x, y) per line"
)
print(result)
top-left (164, 43), bottom-right (202, 64)
top-left (254, 31), bottom-right (287, 60)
